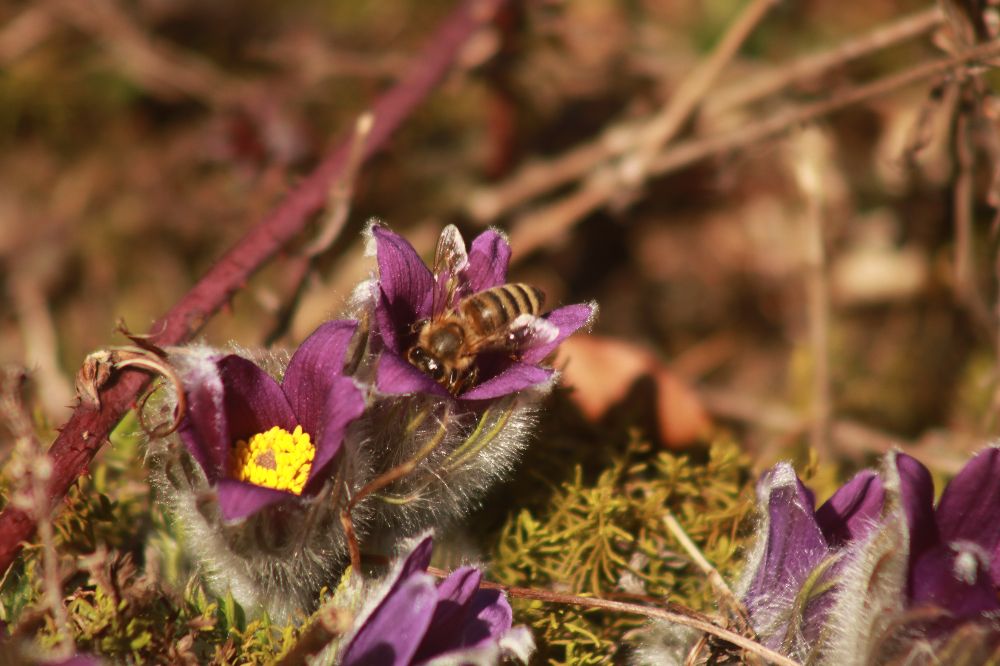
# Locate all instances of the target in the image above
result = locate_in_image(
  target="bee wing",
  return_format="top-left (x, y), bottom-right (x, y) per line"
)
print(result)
top-left (431, 225), bottom-right (469, 316)
top-left (466, 313), bottom-right (559, 355)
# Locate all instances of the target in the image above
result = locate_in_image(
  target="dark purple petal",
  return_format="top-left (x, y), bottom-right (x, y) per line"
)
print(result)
top-left (909, 542), bottom-right (1000, 618)
top-left (376, 352), bottom-right (449, 397)
top-left (459, 362), bottom-right (554, 400)
top-left (216, 478), bottom-right (295, 522)
top-left (462, 229), bottom-right (511, 294)
top-left (305, 375), bottom-right (366, 490)
top-left (373, 225), bottom-right (435, 353)
top-left (178, 357), bottom-right (229, 481)
top-left (341, 573), bottom-right (438, 666)
top-left (466, 588), bottom-right (513, 645)
top-left (815, 470), bottom-right (884, 547)
top-left (217, 355), bottom-right (297, 443)
top-left (743, 464), bottom-right (829, 648)
top-left (520, 303), bottom-right (595, 364)
top-left (412, 567), bottom-right (486, 661)
top-left (436, 565), bottom-right (483, 606)
top-left (283, 319), bottom-right (358, 432)
top-left (892, 453), bottom-right (938, 560)
top-left (935, 447), bottom-right (1000, 587)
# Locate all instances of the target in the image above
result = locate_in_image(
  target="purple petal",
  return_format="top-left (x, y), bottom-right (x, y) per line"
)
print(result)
top-left (467, 588), bottom-right (513, 644)
top-left (376, 351), bottom-right (449, 397)
top-left (217, 355), bottom-right (297, 443)
top-left (909, 542), bottom-right (1000, 617)
top-left (413, 567), bottom-right (515, 662)
top-left (436, 565), bottom-right (483, 606)
top-left (462, 229), bottom-right (511, 294)
top-left (935, 447), bottom-right (1000, 587)
top-left (283, 319), bottom-right (358, 433)
top-left (177, 356), bottom-right (229, 482)
top-left (743, 464), bottom-right (829, 647)
top-left (341, 573), bottom-right (439, 666)
top-left (459, 362), bottom-right (554, 400)
top-left (520, 303), bottom-right (595, 364)
top-left (891, 453), bottom-right (938, 559)
top-left (216, 478), bottom-right (295, 522)
top-left (815, 470), bottom-right (884, 547)
top-left (400, 535), bottom-right (435, 579)
top-left (373, 225), bottom-right (435, 353)
top-left (305, 375), bottom-right (366, 490)
top-left (412, 567), bottom-right (485, 661)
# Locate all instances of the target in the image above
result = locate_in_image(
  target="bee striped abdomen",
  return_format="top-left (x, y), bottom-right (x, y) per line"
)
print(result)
top-left (461, 283), bottom-right (545, 335)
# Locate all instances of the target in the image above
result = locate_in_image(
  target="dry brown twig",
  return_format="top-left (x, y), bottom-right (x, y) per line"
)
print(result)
top-left (661, 512), bottom-right (750, 630)
top-left (0, 368), bottom-right (71, 657)
top-left (474, 581), bottom-right (800, 666)
top-left (619, 0), bottom-right (780, 188)
top-left (466, 6), bottom-right (945, 226)
top-left (705, 6), bottom-right (944, 114)
top-left (262, 113), bottom-right (375, 346)
top-left (504, 37), bottom-right (1000, 258)
top-left (790, 129), bottom-right (833, 462)
top-left (43, 0), bottom-right (232, 104)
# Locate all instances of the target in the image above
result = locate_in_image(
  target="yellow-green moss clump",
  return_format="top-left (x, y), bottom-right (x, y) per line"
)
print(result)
top-left (489, 434), bottom-right (755, 665)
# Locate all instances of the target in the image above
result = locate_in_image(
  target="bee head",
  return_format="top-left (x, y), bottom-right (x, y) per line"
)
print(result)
top-left (406, 346), bottom-right (446, 383)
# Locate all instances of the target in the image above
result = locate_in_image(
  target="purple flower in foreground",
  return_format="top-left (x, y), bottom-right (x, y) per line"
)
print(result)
top-left (340, 536), bottom-right (533, 665)
top-left (736, 446), bottom-right (1000, 664)
top-left (177, 319), bottom-right (365, 522)
top-left (369, 223), bottom-right (595, 401)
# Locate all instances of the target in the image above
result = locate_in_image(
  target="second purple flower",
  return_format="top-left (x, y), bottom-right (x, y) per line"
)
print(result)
top-left (368, 223), bottom-right (595, 401)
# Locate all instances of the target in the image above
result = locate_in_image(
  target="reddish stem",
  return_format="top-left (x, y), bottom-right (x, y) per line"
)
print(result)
top-left (0, 0), bottom-right (509, 574)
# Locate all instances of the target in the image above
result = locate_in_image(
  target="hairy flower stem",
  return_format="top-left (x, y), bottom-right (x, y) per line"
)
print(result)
top-left (0, 0), bottom-right (512, 575)
top-left (341, 405), bottom-right (451, 571)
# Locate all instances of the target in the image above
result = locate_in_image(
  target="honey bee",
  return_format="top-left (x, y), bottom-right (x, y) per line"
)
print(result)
top-left (406, 227), bottom-right (555, 394)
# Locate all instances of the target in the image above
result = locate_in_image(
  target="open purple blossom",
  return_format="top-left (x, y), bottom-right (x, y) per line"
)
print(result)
top-left (176, 319), bottom-right (365, 522)
top-left (736, 446), bottom-right (1000, 663)
top-left (339, 535), bottom-right (533, 665)
top-left (368, 223), bottom-right (595, 401)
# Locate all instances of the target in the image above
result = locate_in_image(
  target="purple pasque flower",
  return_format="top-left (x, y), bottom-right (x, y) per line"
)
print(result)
top-left (739, 446), bottom-right (1000, 663)
top-left (368, 223), bottom-right (595, 401)
top-left (340, 535), bottom-right (533, 665)
top-left (177, 319), bottom-right (365, 522)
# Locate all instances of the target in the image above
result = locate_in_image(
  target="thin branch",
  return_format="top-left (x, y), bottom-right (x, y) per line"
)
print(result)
top-left (621, 0), bottom-right (779, 186)
top-left (792, 129), bottom-right (833, 461)
top-left (0, 0), bottom-right (512, 576)
top-left (506, 38), bottom-right (1000, 258)
top-left (661, 511), bottom-right (750, 633)
top-left (467, 7), bottom-right (944, 225)
top-left (481, 582), bottom-right (801, 666)
top-left (705, 6), bottom-right (943, 114)
top-left (263, 113), bottom-right (374, 346)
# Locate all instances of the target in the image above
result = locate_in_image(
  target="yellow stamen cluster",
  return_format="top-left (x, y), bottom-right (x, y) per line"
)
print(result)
top-left (230, 425), bottom-right (315, 495)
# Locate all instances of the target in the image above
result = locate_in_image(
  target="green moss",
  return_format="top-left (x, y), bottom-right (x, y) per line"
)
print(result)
top-left (490, 434), bottom-right (755, 664)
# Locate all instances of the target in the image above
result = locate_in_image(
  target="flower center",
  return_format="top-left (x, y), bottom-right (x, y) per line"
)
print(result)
top-left (229, 425), bottom-right (315, 495)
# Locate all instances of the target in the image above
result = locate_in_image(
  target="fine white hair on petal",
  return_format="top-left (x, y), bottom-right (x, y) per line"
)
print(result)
top-left (363, 217), bottom-right (383, 257)
top-left (581, 300), bottom-right (600, 331)
top-left (511, 314), bottom-right (558, 345)
top-left (950, 540), bottom-right (990, 585)
top-left (347, 278), bottom-right (378, 313)
top-left (486, 224), bottom-right (510, 244)
top-left (820, 450), bottom-right (910, 666)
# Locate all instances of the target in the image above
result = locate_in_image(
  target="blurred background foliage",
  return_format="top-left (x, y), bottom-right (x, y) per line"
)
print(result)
top-left (2, 0), bottom-right (999, 662)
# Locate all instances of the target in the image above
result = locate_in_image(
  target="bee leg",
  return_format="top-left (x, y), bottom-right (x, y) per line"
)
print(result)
top-left (461, 366), bottom-right (478, 393)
